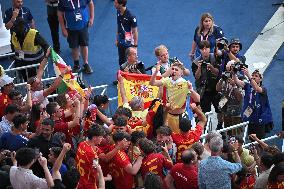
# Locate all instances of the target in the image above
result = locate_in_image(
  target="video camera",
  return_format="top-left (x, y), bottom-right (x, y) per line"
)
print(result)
top-left (232, 61), bottom-right (248, 73)
top-left (216, 37), bottom-right (228, 50)
top-left (221, 71), bottom-right (231, 81)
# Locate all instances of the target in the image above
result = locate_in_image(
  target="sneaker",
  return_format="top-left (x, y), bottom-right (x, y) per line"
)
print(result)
top-left (112, 80), bottom-right (118, 85)
top-left (83, 64), bottom-right (93, 74)
top-left (72, 64), bottom-right (80, 73)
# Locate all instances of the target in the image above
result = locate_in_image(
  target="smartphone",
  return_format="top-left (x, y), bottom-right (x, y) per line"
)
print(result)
top-left (93, 158), bottom-right (99, 166)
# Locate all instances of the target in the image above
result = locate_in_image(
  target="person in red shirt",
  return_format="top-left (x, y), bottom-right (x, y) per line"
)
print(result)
top-left (46, 100), bottom-right (80, 146)
top-left (108, 131), bottom-right (143, 189)
top-left (76, 125), bottom-right (127, 189)
top-left (139, 138), bottom-right (173, 180)
top-left (0, 74), bottom-right (14, 118)
top-left (165, 149), bottom-right (199, 189)
top-left (172, 103), bottom-right (207, 163)
top-left (76, 125), bottom-right (104, 189)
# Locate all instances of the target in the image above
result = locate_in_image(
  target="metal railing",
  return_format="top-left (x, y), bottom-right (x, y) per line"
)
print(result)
top-left (5, 62), bottom-right (52, 84)
top-left (243, 135), bottom-right (279, 148)
top-left (201, 121), bottom-right (250, 143)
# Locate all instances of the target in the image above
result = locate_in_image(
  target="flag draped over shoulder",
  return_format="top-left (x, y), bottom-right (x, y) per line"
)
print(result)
top-left (117, 71), bottom-right (161, 108)
top-left (50, 49), bottom-right (85, 97)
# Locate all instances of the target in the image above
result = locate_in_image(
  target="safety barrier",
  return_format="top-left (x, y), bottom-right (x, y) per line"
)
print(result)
top-left (4, 62), bottom-right (52, 84)
top-left (201, 120), bottom-right (283, 150)
top-left (201, 121), bottom-right (249, 143)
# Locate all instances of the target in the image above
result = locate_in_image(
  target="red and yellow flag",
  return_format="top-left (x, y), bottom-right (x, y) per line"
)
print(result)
top-left (117, 71), bottom-right (161, 108)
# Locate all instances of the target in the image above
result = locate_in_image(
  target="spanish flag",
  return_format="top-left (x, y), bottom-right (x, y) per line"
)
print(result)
top-left (118, 71), bottom-right (160, 108)
top-left (50, 49), bottom-right (85, 97)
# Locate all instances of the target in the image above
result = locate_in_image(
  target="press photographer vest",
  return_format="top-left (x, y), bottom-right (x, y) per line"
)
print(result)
top-left (11, 29), bottom-right (44, 62)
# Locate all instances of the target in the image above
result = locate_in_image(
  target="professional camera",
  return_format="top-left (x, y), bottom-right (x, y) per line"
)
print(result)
top-left (200, 60), bottom-right (210, 70)
top-left (216, 37), bottom-right (228, 50)
top-left (221, 71), bottom-right (231, 81)
top-left (233, 61), bottom-right (248, 72)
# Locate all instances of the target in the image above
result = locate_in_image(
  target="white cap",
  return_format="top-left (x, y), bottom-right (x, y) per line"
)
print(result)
top-left (0, 75), bottom-right (14, 88)
top-left (226, 60), bottom-right (235, 70)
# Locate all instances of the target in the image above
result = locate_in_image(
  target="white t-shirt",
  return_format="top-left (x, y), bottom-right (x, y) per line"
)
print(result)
top-left (151, 62), bottom-right (169, 76)
top-left (10, 166), bottom-right (48, 189)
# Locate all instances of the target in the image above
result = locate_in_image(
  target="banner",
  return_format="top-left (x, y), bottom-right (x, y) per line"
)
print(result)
top-left (117, 71), bottom-right (161, 108)
top-left (50, 48), bottom-right (85, 97)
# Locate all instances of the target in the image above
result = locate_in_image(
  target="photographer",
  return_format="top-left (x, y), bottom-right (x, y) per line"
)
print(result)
top-left (192, 40), bottom-right (220, 113)
top-left (233, 69), bottom-right (273, 139)
top-left (216, 38), bottom-right (246, 73)
top-left (216, 62), bottom-right (243, 136)
top-left (120, 47), bottom-right (146, 74)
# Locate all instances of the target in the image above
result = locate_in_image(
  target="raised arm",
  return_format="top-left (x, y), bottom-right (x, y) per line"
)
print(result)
top-left (232, 71), bottom-right (245, 88)
top-left (149, 64), bottom-right (163, 86)
top-left (188, 81), bottom-right (200, 103)
top-left (118, 72), bottom-right (128, 104)
top-left (243, 68), bottom-right (263, 93)
top-left (36, 47), bottom-right (50, 81)
top-left (52, 143), bottom-right (71, 180)
top-left (67, 99), bottom-right (80, 129)
top-left (43, 67), bottom-right (69, 97)
top-left (191, 103), bottom-right (207, 128)
top-left (38, 156), bottom-right (54, 188)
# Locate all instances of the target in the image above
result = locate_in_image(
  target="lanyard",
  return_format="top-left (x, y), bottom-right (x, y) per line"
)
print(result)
top-left (70, 0), bottom-right (80, 10)
top-left (249, 89), bottom-right (256, 107)
top-left (200, 30), bottom-right (209, 41)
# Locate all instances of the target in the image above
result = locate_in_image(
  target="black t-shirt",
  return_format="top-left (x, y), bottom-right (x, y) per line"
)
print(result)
top-left (27, 135), bottom-right (58, 178)
top-left (117, 8), bottom-right (137, 47)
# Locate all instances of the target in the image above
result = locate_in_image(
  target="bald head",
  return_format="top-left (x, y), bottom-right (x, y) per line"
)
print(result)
top-left (181, 149), bottom-right (197, 164)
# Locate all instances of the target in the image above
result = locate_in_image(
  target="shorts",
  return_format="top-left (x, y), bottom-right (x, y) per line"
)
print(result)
top-left (67, 26), bottom-right (89, 48)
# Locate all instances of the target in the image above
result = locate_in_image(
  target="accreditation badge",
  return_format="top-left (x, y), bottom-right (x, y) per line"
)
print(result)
top-left (75, 11), bottom-right (82, 21)
top-left (19, 50), bottom-right (24, 59)
top-left (243, 106), bottom-right (253, 118)
top-left (219, 96), bottom-right (228, 109)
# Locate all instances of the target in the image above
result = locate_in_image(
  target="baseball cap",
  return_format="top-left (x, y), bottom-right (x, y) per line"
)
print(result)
top-left (0, 75), bottom-right (14, 88)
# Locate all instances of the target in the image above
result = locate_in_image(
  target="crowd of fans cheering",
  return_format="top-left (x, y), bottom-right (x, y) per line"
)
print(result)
top-left (0, 0), bottom-right (282, 189)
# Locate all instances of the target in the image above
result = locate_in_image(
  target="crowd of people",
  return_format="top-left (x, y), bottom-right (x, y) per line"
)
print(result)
top-left (0, 0), bottom-right (282, 189)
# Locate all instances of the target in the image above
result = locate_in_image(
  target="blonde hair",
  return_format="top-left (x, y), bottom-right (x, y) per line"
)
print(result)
top-left (154, 45), bottom-right (168, 57)
top-left (197, 13), bottom-right (214, 37)
top-left (172, 60), bottom-right (185, 70)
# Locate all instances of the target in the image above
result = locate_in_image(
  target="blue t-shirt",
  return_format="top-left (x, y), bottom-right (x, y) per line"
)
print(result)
top-left (4, 7), bottom-right (33, 33)
top-left (193, 25), bottom-right (224, 58)
top-left (117, 8), bottom-right (137, 47)
top-left (242, 83), bottom-right (273, 124)
top-left (49, 164), bottom-right (68, 176)
top-left (58, 0), bottom-right (91, 30)
top-left (0, 132), bottom-right (28, 151)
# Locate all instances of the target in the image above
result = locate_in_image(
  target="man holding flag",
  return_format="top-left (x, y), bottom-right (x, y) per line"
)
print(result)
top-left (27, 48), bottom-right (67, 108)
top-left (150, 60), bottom-right (200, 133)
top-left (28, 48), bottom-right (85, 108)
